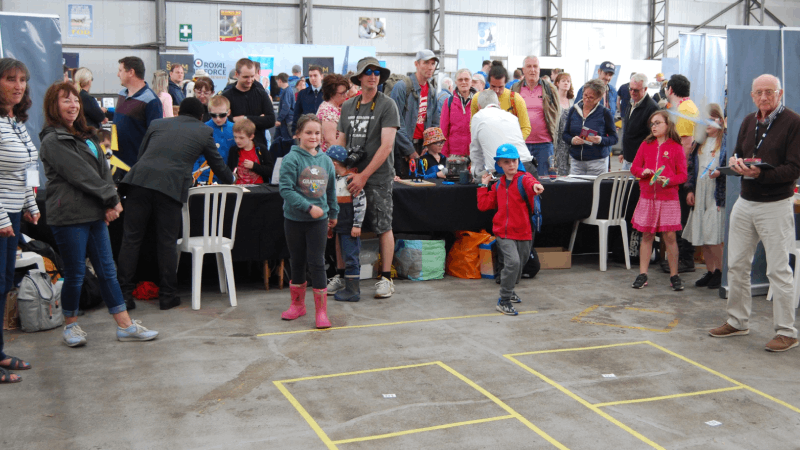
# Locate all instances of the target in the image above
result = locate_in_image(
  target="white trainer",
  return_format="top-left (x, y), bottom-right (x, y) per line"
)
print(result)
top-left (327, 274), bottom-right (345, 295)
top-left (374, 277), bottom-right (394, 298)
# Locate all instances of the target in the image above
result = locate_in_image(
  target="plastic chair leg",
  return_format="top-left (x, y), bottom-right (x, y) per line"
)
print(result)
top-left (221, 247), bottom-right (237, 307)
top-left (216, 253), bottom-right (228, 294)
top-left (568, 220), bottom-right (580, 252)
top-left (619, 222), bottom-right (631, 270)
top-left (191, 249), bottom-right (204, 310)
top-left (598, 222), bottom-right (609, 272)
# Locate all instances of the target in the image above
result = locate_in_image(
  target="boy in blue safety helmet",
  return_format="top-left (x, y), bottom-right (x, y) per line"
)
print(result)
top-left (326, 145), bottom-right (367, 302)
top-left (477, 143), bottom-right (544, 315)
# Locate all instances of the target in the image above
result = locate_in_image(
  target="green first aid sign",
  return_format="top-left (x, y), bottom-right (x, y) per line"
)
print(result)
top-left (179, 24), bottom-right (192, 42)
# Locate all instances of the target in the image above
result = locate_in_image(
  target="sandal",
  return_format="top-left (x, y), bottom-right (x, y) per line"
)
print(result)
top-left (0, 367), bottom-right (21, 383)
top-left (0, 356), bottom-right (31, 370)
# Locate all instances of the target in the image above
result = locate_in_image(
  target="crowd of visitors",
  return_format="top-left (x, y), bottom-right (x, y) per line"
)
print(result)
top-left (0, 49), bottom-right (798, 384)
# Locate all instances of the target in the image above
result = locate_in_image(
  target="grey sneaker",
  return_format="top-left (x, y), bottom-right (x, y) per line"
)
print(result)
top-left (117, 320), bottom-right (159, 342)
top-left (326, 275), bottom-right (345, 295)
top-left (496, 299), bottom-right (518, 316)
top-left (63, 323), bottom-right (87, 347)
top-left (510, 292), bottom-right (522, 303)
top-left (374, 277), bottom-right (394, 298)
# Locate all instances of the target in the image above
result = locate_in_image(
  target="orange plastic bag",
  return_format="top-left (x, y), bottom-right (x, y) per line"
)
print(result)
top-left (446, 230), bottom-right (494, 279)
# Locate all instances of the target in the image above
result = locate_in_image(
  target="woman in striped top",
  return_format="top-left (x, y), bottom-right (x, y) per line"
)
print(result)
top-left (0, 58), bottom-right (40, 384)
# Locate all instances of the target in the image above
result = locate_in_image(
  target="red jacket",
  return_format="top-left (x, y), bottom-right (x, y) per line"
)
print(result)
top-left (477, 172), bottom-right (541, 240)
top-left (630, 138), bottom-right (687, 201)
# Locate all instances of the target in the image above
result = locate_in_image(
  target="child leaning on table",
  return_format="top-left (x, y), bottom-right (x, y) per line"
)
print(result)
top-left (419, 127), bottom-right (448, 179)
top-left (629, 110), bottom-right (688, 291)
top-left (326, 145), bottom-right (367, 303)
top-left (477, 144), bottom-right (544, 316)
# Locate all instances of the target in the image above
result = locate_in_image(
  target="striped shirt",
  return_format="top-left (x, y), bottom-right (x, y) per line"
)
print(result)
top-left (0, 116), bottom-right (39, 228)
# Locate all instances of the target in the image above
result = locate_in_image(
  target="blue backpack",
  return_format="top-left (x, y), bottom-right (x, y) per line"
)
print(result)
top-left (517, 175), bottom-right (543, 233)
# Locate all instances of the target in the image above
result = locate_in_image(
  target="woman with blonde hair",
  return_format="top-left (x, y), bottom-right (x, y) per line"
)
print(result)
top-left (684, 103), bottom-right (727, 289)
top-left (74, 67), bottom-right (107, 129)
top-left (151, 70), bottom-right (173, 118)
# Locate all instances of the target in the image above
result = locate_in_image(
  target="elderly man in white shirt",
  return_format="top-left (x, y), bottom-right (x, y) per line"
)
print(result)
top-left (469, 89), bottom-right (534, 179)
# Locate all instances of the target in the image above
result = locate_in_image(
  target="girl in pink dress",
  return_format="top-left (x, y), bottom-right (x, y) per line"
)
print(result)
top-left (629, 110), bottom-right (688, 291)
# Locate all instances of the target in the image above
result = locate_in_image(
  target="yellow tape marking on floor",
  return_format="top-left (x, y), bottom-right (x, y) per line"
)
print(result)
top-left (257, 311), bottom-right (538, 337)
top-left (593, 386), bottom-right (745, 408)
top-left (643, 341), bottom-right (800, 414)
top-left (508, 340), bottom-right (648, 357)
top-left (571, 305), bottom-right (679, 333)
top-left (435, 362), bottom-right (571, 450)
top-left (275, 361), bottom-right (569, 449)
top-left (277, 361), bottom-right (439, 384)
top-left (505, 342), bottom-right (666, 450)
top-left (332, 415), bottom-right (515, 445)
top-left (274, 380), bottom-right (338, 450)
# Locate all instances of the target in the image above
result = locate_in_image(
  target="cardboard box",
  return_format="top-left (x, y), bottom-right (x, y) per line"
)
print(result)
top-left (479, 239), bottom-right (497, 279)
top-left (536, 247), bottom-right (572, 269)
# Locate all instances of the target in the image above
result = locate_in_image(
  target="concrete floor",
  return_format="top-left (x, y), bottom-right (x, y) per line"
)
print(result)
top-left (2, 255), bottom-right (800, 450)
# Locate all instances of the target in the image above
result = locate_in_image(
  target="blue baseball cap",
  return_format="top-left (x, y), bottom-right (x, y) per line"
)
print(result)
top-left (327, 145), bottom-right (348, 163)
top-left (493, 143), bottom-right (526, 175)
top-left (600, 61), bottom-right (616, 74)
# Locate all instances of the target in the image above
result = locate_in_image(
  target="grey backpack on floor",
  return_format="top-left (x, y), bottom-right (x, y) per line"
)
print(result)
top-left (18, 270), bottom-right (63, 333)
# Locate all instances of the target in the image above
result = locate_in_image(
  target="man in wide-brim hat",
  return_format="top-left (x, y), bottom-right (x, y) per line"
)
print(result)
top-left (334, 57), bottom-right (401, 300)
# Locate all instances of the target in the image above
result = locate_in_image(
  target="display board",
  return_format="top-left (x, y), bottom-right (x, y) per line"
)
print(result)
top-left (721, 26), bottom-right (800, 297)
top-left (189, 42), bottom-right (375, 93)
top-left (0, 13), bottom-right (63, 187)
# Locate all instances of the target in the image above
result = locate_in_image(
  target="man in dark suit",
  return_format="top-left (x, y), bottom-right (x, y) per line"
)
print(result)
top-left (117, 98), bottom-right (234, 310)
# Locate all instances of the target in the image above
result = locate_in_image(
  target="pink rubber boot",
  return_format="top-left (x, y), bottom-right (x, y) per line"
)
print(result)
top-left (313, 288), bottom-right (332, 329)
top-left (281, 282), bottom-right (307, 320)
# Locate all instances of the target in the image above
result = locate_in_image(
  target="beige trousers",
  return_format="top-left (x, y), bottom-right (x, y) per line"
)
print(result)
top-left (726, 197), bottom-right (797, 338)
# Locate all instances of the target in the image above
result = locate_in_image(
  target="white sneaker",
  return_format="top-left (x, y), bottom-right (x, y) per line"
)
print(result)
top-left (63, 323), bottom-right (87, 347)
top-left (327, 274), bottom-right (345, 295)
top-left (374, 277), bottom-right (394, 298)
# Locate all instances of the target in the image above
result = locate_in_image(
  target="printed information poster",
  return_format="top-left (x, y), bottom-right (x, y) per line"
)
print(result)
top-left (478, 22), bottom-right (496, 51)
top-left (219, 9), bottom-right (242, 42)
top-left (68, 4), bottom-right (93, 38)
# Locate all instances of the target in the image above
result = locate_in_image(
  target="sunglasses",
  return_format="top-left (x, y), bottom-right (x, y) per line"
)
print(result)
top-left (364, 68), bottom-right (381, 76)
top-left (209, 113), bottom-right (228, 119)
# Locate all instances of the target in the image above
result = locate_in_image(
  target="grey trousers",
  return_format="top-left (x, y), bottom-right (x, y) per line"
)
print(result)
top-left (496, 237), bottom-right (532, 300)
top-left (726, 197), bottom-right (797, 338)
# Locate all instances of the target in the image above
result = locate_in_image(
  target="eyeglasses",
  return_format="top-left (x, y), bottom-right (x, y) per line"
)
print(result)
top-left (195, 90), bottom-right (212, 96)
top-left (752, 89), bottom-right (780, 98)
top-left (629, 88), bottom-right (645, 93)
top-left (209, 113), bottom-right (228, 119)
top-left (364, 68), bottom-right (381, 76)
top-left (650, 121), bottom-right (665, 127)
top-left (335, 89), bottom-right (348, 97)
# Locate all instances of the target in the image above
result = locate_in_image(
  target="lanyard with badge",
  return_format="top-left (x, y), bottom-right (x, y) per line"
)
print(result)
top-left (753, 118), bottom-right (775, 158)
top-left (10, 118), bottom-right (39, 187)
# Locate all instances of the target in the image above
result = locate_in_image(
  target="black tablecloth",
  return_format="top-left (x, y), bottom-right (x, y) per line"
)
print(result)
top-left (392, 178), bottom-right (604, 232)
top-left (25, 177), bottom-right (638, 263)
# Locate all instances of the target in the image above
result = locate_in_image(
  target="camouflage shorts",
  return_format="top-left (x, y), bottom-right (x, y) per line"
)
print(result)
top-left (363, 182), bottom-right (393, 235)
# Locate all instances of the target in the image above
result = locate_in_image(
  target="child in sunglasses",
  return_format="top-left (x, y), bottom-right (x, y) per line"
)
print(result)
top-left (194, 95), bottom-right (235, 185)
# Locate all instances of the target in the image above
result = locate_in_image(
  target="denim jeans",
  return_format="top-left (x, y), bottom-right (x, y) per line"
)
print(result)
top-left (526, 142), bottom-right (554, 177)
top-left (338, 233), bottom-right (361, 278)
top-left (52, 220), bottom-right (126, 318)
top-left (0, 212), bottom-right (21, 361)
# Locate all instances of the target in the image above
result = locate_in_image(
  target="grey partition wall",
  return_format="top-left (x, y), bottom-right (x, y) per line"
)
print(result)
top-left (0, 13), bottom-right (63, 187)
top-left (721, 26), bottom-right (800, 298)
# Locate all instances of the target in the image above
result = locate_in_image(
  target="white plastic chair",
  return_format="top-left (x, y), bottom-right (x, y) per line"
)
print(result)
top-left (568, 171), bottom-right (637, 271)
top-left (177, 185), bottom-right (245, 310)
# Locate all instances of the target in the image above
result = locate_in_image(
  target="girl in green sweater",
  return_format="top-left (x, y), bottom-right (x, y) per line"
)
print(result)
top-left (279, 114), bottom-right (339, 328)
